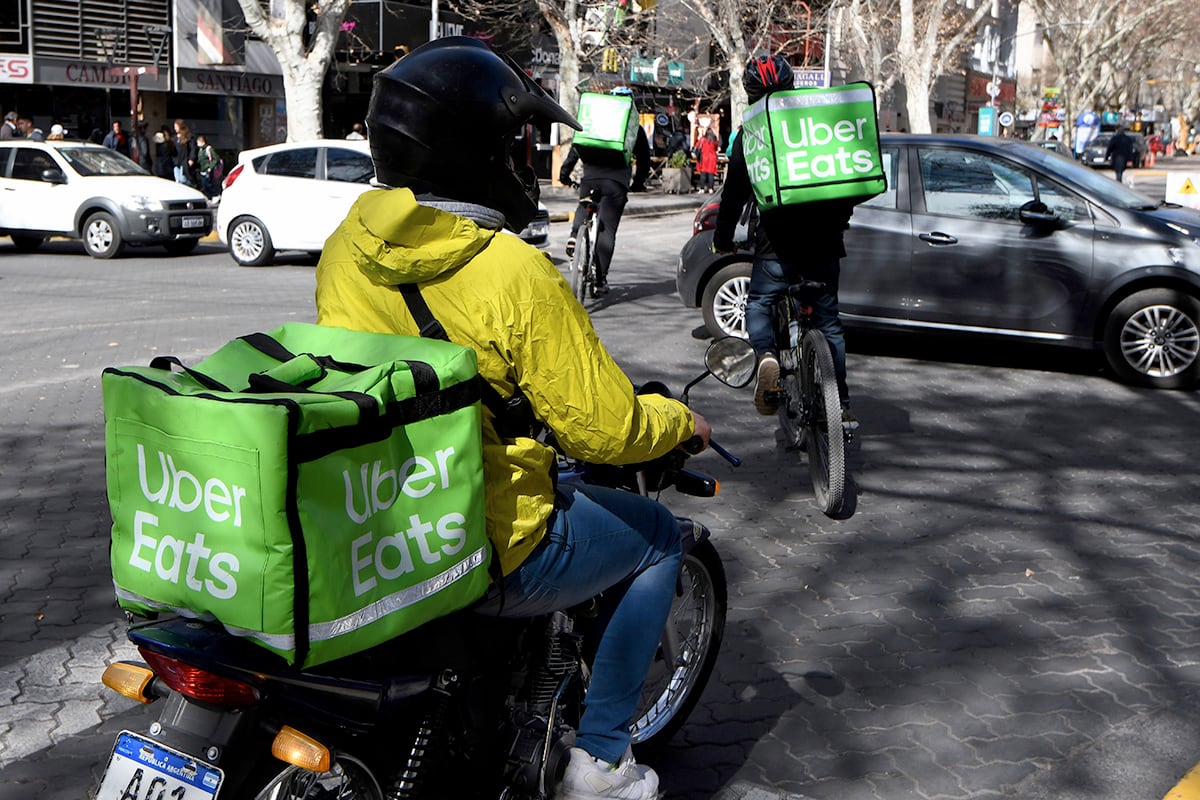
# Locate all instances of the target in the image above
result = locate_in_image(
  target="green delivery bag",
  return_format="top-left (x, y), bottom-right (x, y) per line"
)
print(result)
top-left (574, 92), bottom-right (639, 166)
top-left (742, 82), bottom-right (886, 208)
top-left (102, 323), bottom-right (491, 668)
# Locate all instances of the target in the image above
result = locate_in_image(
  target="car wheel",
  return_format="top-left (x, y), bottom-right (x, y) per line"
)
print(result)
top-left (701, 261), bottom-right (752, 339)
top-left (1103, 288), bottom-right (1200, 389)
top-left (228, 216), bottom-right (275, 267)
top-left (10, 234), bottom-right (45, 252)
top-left (163, 238), bottom-right (199, 256)
top-left (83, 212), bottom-right (123, 259)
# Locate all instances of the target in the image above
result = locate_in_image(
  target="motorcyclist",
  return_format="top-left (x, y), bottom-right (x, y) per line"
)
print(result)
top-left (713, 55), bottom-right (860, 429)
top-left (557, 86), bottom-right (651, 297)
top-left (314, 37), bottom-right (711, 800)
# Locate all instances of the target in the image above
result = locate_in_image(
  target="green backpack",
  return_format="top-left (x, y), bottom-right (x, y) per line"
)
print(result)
top-left (742, 82), bottom-right (886, 208)
top-left (102, 322), bottom-right (492, 668)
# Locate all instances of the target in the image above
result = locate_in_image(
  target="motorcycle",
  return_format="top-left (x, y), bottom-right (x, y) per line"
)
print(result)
top-left (94, 337), bottom-right (757, 800)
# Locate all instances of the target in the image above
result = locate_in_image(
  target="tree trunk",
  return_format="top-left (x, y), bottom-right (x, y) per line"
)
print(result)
top-left (905, 80), bottom-right (933, 133)
top-left (283, 70), bottom-right (325, 141)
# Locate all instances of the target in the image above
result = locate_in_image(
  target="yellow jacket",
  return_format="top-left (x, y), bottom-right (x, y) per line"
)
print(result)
top-left (315, 188), bottom-right (695, 575)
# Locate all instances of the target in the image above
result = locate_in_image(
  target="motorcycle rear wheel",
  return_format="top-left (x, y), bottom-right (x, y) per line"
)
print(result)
top-left (629, 539), bottom-right (727, 751)
top-left (250, 756), bottom-right (384, 800)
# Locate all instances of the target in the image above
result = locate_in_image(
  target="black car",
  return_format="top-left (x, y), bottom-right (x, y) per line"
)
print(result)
top-left (677, 133), bottom-right (1200, 389)
top-left (1081, 132), bottom-right (1148, 169)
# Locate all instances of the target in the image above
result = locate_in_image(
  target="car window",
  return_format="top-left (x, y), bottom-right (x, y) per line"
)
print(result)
top-left (325, 148), bottom-right (375, 184)
top-left (859, 148), bottom-right (899, 210)
top-left (919, 149), bottom-right (1035, 220)
top-left (57, 146), bottom-right (144, 176)
top-left (10, 148), bottom-right (58, 181)
top-left (1037, 179), bottom-right (1090, 222)
top-left (262, 148), bottom-right (318, 178)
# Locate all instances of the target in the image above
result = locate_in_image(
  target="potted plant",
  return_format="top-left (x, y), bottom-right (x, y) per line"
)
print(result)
top-left (662, 149), bottom-right (692, 194)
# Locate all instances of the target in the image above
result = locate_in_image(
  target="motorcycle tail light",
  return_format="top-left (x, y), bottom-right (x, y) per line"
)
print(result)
top-left (271, 726), bottom-right (331, 773)
top-left (102, 661), bottom-right (158, 704)
top-left (138, 648), bottom-right (260, 708)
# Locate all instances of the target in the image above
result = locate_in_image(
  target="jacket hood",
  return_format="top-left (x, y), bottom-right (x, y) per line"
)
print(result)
top-left (333, 187), bottom-right (498, 286)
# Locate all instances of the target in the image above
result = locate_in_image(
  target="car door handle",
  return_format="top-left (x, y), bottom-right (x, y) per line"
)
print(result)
top-left (919, 231), bottom-right (958, 245)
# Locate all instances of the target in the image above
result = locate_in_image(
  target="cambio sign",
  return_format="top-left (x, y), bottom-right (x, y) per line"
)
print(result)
top-left (0, 55), bottom-right (33, 83)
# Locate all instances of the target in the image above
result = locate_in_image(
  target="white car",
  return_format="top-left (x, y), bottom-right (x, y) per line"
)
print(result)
top-left (0, 140), bottom-right (211, 258)
top-left (217, 139), bottom-right (550, 267)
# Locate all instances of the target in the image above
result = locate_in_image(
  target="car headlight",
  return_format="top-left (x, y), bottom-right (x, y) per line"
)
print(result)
top-left (122, 195), bottom-right (164, 212)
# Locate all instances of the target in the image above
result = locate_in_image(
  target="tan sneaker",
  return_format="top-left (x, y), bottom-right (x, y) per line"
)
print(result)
top-left (753, 354), bottom-right (781, 415)
top-left (555, 746), bottom-right (660, 799)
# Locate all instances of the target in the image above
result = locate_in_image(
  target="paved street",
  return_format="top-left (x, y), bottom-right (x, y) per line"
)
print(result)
top-left (2, 170), bottom-right (1200, 800)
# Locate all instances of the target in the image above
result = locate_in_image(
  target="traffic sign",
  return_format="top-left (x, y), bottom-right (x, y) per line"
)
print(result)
top-left (998, 111), bottom-right (1015, 128)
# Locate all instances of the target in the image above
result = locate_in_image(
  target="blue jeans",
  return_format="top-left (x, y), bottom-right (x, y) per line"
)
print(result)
top-left (747, 255), bottom-right (849, 404)
top-left (477, 481), bottom-right (682, 764)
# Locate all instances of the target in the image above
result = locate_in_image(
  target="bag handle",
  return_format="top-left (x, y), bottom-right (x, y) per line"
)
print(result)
top-left (149, 355), bottom-right (231, 392)
top-left (239, 332), bottom-right (373, 373)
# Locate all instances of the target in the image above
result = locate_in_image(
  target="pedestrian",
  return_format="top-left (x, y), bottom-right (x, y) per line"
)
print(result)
top-left (18, 116), bottom-right (44, 141)
top-left (695, 127), bottom-right (720, 193)
top-left (130, 121), bottom-right (152, 171)
top-left (1, 111), bottom-right (17, 139)
top-left (713, 53), bottom-right (861, 429)
top-left (315, 37), bottom-right (710, 800)
top-left (153, 125), bottom-right (176, 181)
top-left (173, 118), bottom-right (199, 188)
top-left (345, 122), bottom-right (366, 140)
top-left (1106, 125), bottom-right (1137, 183)
top-left (557, 86), bottom-right (651, 296)
top-left (102, 120), bottom-right (130, 156)
top-left (196, 134), bottom-right (223, 198)
top-left (47, 124), bottom-right (66, 141)
top-left (87, 128), bottom-right (104, 145)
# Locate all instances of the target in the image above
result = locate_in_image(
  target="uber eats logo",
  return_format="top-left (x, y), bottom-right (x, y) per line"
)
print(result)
top-left (123, 442), bottom-right (470, 603)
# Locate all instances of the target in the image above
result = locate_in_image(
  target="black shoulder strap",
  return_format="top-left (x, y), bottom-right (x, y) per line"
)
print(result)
top-left (397, 283), bottom-right (537, 440)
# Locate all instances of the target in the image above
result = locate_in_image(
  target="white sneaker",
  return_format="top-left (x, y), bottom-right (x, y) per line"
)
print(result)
top-left (555, 746), bottom-right (660, 800)
top-left (753, 353), bottom-right (781, 416)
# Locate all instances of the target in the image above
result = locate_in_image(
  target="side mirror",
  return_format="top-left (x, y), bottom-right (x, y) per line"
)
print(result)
top-left (41, 168), bottom-right (67, 184)
top-left (1019, 199), bottom-right (1060, 227)
top-left (705, 337), bottom-right (756, 388)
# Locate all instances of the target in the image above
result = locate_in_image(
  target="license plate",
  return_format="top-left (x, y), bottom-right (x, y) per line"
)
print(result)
top-left (181, 216), bottom-right (207, 229)
top-left (96, 731), bottom-right (223, 800)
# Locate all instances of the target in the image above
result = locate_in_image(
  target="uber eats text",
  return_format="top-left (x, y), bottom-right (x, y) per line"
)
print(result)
top-left (746, 115), bottom-right (876, 185)
top-left (124, 443), bottom-right (468, 602)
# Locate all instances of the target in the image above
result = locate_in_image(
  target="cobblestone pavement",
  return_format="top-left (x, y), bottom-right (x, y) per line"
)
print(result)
top-left (2, 195), bottom-right (1200, 800)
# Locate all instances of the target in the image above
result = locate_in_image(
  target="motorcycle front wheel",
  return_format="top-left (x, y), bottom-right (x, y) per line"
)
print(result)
top-left (629, 538), bottom-right (727, 751)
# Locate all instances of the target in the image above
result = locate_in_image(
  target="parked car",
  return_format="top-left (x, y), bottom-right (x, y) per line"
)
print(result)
top-left (1081, 131), bottom-right (1148, 169)
top-left (678, 133), bottom-right (1200, 389)
top-left (217, 139), bottom-right (550, 267)
top-left (0, 140), bottom-right (211, 258)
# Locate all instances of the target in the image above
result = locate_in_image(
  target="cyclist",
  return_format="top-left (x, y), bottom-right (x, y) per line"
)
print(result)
top-left (558, 86), bottom-right (651, 297)
top-left (314, 37), bottom-right (711, 800)
top-left (713, 54), bottom-right (860, 430)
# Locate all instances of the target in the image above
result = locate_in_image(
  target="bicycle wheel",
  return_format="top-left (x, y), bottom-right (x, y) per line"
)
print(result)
top-left (776, 342), bottom-right (805, 450)
top-left (571, 215), bottom-right (592, 304)
top-left (801, 329), bottom-right (845, 516)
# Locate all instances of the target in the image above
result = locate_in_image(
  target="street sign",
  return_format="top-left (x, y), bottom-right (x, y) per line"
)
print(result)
top-left (998, 111), bottom-right (1014, 128)
top-left (986, 81), bottom-right (1000, 98)
top-left (978, 106), bottom-right (996, 136)
top-left (793, 69), bottom-right (829, 88)
top-left (1166, 174), bottom-right (1200, 209)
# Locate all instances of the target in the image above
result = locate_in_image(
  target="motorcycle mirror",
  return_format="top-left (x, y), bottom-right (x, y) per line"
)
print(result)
top-left (705, 337), bottom-right (756, 388)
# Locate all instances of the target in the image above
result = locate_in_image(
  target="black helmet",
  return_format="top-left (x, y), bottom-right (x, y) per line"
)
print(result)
top-left (743, 54), bottom-right (795, 104)
top-left (366, 36), bottom-right (580, 231)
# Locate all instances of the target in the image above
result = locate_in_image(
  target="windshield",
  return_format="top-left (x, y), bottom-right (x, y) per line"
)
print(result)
top-left (1015, 143), bottom-right (1158, 209)
top-left (57, 147), bottom-right (148, 177)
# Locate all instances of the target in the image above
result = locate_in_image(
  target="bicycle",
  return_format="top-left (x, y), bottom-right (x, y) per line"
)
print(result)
top-left (765, 278), bottom-right (848, 517)
top-left (568, 186), bottom-right (601, 303)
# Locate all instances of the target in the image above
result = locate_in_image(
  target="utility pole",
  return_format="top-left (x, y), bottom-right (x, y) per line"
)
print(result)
top-left (429, 0), bottom-right (439, 42)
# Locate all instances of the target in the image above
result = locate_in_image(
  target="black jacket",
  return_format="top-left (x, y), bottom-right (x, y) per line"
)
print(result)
top-left (714, 127), bottom-right (856, 277)
top-left (559, 127), bottom-right (651, 189)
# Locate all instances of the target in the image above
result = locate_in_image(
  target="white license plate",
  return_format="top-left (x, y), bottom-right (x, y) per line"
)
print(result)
top-left (181, 216), bottom-right (207, 229)
top-left (96, 731), bottom-right (223, 800)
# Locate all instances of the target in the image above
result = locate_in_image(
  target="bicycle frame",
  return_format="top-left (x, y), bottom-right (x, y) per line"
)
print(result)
top-left (570, 189), bottom-right (601, 304)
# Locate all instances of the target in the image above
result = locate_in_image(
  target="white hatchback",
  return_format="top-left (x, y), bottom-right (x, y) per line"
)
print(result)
top-left (217, 139), bottom-right (551, 267)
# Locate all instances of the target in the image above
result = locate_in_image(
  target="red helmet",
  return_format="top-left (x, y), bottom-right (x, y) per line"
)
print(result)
top-left (743, 55), bottom-right (795, 104)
